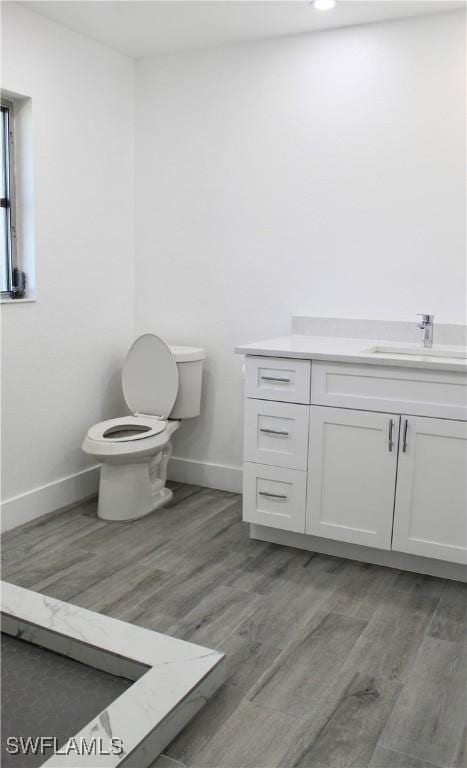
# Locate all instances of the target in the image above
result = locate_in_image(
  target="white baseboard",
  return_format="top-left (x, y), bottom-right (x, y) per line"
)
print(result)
top-left (1, 466), bottom-right (100, 533)
top-left (1, 458), bottom-right (241, 533)
top-left (250, 524), bottom-right (467, 583)
top-left (168, 456), bottom-right (242, 494)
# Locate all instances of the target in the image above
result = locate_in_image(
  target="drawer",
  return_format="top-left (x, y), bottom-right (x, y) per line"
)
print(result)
top-left (244, 399), bottom-right (310, 470)
top-left (311, 361), bottom-right (467, 421)
top-left (245, 356), bottom-right (311, 404)
top-left (242, 462), bottom-right (306, 533)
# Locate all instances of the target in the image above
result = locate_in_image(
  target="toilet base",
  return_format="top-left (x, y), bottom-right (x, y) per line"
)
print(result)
top-left (97, 443), bottom-right (174, 522)
top-left (151, 486), bottom-right (173, 511)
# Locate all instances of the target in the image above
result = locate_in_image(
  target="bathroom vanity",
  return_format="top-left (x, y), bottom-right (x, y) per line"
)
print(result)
top-left (235, 334), bottom-right (467, 581)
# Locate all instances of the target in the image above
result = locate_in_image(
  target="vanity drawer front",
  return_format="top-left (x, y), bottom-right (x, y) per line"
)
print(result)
top-left (243, 462), bottom-right (306, 533)
top-left (311, 362), bottom-right (467, 420)
top-left (245, 356), bottom-right (311, 404)
top-left (244, 400), bottom-right (309, 470)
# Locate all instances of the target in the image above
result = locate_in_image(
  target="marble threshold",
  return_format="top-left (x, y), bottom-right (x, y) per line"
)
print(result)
top-left (1, 581), bottom-right (225, 767)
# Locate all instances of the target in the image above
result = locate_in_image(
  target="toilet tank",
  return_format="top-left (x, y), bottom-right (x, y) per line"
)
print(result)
top-left (169, 346), bottom-right (205, 419)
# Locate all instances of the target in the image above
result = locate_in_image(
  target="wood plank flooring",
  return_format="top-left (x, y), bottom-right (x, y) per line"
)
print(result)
top-left (2, 483), bottom-right (466, 768)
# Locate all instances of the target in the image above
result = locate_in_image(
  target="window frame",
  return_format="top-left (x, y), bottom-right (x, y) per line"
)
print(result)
top-left (1, 98), bottom-right (18, 297)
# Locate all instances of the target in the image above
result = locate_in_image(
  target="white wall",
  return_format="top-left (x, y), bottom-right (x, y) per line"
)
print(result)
top-left (1, 4), bottom-right (135, 527)
top-left (135, 11), bottom-right (465, 486)
top-left (1, 7), bottom-right (465, 523)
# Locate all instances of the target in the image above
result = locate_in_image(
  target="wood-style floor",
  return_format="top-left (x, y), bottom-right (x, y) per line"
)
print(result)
top-left (2, 483), bottom-right (466, 768)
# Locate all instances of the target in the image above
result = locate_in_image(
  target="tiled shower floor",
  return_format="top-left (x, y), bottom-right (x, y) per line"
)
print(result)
top-left (1, 634), bottom-right (131, 767)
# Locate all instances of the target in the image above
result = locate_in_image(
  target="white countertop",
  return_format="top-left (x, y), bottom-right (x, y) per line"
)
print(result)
top-left (235, 335), bottom-right (467, 373)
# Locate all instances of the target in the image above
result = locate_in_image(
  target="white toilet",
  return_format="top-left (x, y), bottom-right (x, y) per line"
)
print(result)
top-left (82, 333), bottom-right (205, 522)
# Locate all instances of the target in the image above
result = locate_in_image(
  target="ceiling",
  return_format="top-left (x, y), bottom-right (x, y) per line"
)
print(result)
top-left (19, 0), bottom-right (465, 59)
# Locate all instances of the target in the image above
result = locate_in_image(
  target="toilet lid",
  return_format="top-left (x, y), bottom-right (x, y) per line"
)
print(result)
top-left (122, 334), bottom-right (179, 418)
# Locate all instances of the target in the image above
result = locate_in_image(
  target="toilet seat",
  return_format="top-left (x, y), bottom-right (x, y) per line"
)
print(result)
top-left (87, 415), bottom-right (167, 443)
top-left (82, 419), bottom-right (180, 462)
top-left (87, 334), bottom-right (180, 446)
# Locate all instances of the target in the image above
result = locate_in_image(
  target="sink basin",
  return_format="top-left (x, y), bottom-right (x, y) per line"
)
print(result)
top-left (364, 344), bottom-right (467, 360)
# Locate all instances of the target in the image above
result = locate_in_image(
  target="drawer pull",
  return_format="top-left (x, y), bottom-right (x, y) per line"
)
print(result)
top-left (258, 491), bottom-right (288, 500)
top-left (259, 428), bottom-right (290, 436)
top-left (260, 376), bottom-right (291, 383)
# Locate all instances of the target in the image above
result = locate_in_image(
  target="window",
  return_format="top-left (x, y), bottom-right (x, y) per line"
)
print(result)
top-left (1, 99), bottom-right (23, 297)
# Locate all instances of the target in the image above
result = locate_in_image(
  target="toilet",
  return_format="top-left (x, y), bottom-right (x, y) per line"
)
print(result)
top-left (82, 333), bottom-right (205, 522)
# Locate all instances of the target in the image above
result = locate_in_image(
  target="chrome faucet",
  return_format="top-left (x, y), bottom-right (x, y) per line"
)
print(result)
top-left (417, 314), bottom-right (434, 348)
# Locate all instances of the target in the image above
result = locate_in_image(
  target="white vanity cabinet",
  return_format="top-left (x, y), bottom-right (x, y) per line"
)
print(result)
top-left (242, 354), bottom-right (467, 574)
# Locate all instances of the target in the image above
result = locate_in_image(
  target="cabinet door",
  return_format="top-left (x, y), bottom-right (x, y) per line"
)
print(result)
top-left (306, 406), bottom-right (399, 550)
top-left (393, 416), bottom-right (467, 564)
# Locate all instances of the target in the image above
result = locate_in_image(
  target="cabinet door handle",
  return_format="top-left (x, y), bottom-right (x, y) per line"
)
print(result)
top-left (259, 428), bottom-right (290, 436)
top-left (388, 418), bottom-right (394, 452)
top-left (260, 376), bottom-right (291, 383)
top-left (258, 491), bottom-right (288, 500)
top-left (402, 418), bottom-right (409, 453)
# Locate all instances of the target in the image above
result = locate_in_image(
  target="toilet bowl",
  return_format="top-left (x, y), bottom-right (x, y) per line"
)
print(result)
top-left (82, 333), bottom-right (205, 522)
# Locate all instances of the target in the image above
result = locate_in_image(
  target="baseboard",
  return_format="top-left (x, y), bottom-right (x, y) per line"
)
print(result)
top-left (1, 459), bottom-right (240, 533)
top-left (250, 524), bottom-right (467, 583)
top-left (168, 456), bottom-right (242, 494)
top-left (1, 466), bottom-right (100, 533)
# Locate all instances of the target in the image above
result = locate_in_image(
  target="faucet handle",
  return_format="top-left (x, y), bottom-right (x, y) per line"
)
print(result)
top-left (417, 314), bottom-right (434, 324)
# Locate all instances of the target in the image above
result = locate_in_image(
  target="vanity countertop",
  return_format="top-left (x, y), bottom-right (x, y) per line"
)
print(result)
top-left (235, 335), bottom-right (467, 373)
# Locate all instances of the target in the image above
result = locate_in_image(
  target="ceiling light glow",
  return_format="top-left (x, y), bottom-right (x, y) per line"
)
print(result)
top-left (312, 0), bottom-right (337, 10)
